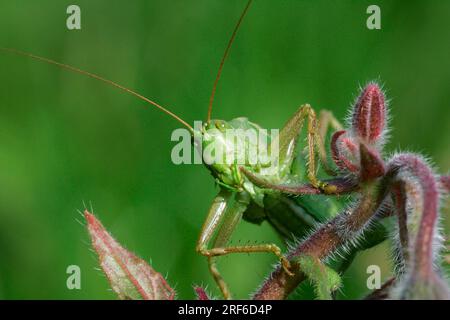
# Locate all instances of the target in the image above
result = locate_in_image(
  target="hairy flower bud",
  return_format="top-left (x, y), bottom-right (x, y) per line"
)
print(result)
top-left (351, 82), bottom-right (386, 144)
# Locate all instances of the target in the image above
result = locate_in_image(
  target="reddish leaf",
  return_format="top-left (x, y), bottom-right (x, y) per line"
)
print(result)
top-left (85, 210), bottom-right (175, 300)
top-left (193, 286), bottom-right (211, 300)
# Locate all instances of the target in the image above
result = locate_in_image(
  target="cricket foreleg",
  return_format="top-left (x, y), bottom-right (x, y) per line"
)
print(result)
top-left (277, 104), bottom-right (340, 194)
top-left (301, 105), bottom-right (339, 194)
top-left (241, 168), bottom-right (358, 196)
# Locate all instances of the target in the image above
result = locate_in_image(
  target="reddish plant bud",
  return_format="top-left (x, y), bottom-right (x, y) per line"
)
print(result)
top-left (359, 143), bottom-right (385, 181)
top-left (85, 210), bottom-right (175, 300)
top-left (331, 130), bottom-right (359, 173)
top-left (352, 83), bottom-right (386, 144)
top-left (193, 286), bottom-right (211, 300)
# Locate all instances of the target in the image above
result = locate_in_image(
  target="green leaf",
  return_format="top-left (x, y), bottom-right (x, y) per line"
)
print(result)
top-left (297, 255), bottom-right (342, 300)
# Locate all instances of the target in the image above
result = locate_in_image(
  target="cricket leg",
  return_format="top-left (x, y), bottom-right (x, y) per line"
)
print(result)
top-left (241, 167), bottom-right (357, 195)
top-left (197, 192), bottom-right (292, 299)
top-left (316, 110), bottom-right (344, 175)
top-left (271, 104), bottom-right (347, 194)
top-left (196, 190), bottom-right (234, 298)
top-left (207, 192), bottom-right (293, 281)
top-left (206, 243), bottom-right (292, 276)
top-left (301, 105), bottom-right (339, 194)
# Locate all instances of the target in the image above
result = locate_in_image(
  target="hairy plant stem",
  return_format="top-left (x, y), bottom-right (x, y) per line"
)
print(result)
top-left (387, 155), bottom-right (440, 278)
top-left (385, 154), bottom-right (450, 299)
top-left (253, 155), bottom-right (448, 300)
top-left (253, 181), bottom-right (388, 300)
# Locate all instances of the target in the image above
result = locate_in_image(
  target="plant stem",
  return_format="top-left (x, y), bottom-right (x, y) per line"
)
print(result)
top-left (253, 181), bottom-right (387, 299)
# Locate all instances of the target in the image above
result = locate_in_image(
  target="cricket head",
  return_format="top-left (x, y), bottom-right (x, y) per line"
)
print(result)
top-left (194, 117), bottom-right (275, 202)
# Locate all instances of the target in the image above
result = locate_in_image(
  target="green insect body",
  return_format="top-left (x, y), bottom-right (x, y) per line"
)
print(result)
top-left (197, 117), bottom-right (342, 230)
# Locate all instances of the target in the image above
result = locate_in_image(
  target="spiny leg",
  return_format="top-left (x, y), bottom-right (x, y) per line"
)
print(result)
top-left (206, 241), bottom-right (292, 300)
top-left (206, 244), bottom-right (292, 274)
top-left (303, 105), bottom-right (323, 189)
top-left (242, 105), bottom-right (352, 195)
top-left (279, 104), bottom-right (339, 194)
top-left (301, 105), bottom-right (341, 193)
top-left (241, 167), bottom-right (357, 195)
top-left (197, 191), bottom-right (292, 299)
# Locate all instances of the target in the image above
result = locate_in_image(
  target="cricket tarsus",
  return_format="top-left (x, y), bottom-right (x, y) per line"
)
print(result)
top-left (0, 47), bottom-right (193, 133)
top-left (206, 0), bottom-right (253, 123)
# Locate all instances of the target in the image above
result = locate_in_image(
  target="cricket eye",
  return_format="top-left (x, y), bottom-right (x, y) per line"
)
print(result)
top-left (215, 121), bottom-right (226, 131)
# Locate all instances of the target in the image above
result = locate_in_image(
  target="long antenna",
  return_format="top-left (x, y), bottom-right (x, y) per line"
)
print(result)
top-left (0, 47), bottom-right (194, 133)
top-left (206, 0), bottom-right (252, 123)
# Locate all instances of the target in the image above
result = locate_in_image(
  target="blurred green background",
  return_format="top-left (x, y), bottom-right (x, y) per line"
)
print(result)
top-left (0, 0), bottom-right (449, 299)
